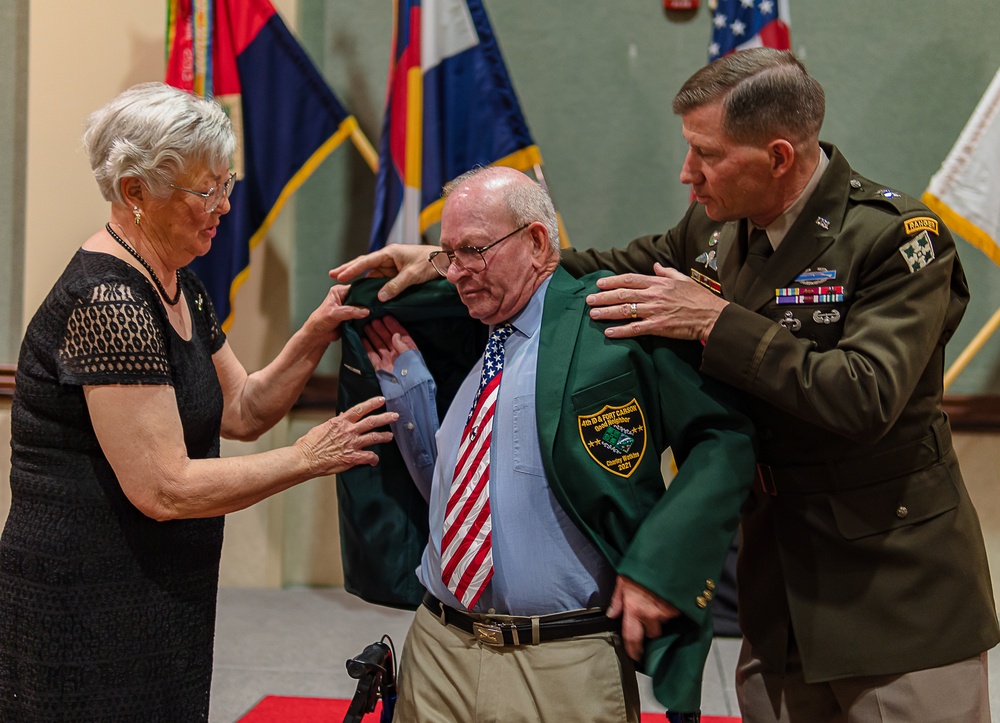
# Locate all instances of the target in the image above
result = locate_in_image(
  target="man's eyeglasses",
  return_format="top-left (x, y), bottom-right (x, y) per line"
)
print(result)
top-left (170, 171), bottom-right (237, 213)
top-left (428, 224), bottom-right (530, 277)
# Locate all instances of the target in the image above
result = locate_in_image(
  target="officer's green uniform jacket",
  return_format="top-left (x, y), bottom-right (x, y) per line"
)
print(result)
top-left (336, 268), bottom-right (757, 712)
top-left (562, 143), bottom-right (1000, 682)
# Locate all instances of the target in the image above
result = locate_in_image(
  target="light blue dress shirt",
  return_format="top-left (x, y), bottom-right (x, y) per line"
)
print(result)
top-left (375, 277), bottom-right (614, 615)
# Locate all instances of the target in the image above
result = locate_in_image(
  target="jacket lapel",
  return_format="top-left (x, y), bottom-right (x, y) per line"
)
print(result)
top-left (715, 221), bottom-right (743, 300)
top-left (536, 268), bottom-right (585, 457)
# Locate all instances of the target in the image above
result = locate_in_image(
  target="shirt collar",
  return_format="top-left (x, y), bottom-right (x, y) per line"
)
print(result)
top-left (762, 147), bottom-right (830, 250)
top-left (495, 274), bottom-right (551, 340)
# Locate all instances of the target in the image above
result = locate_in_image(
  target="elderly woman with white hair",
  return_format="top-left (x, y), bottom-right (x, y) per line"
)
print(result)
top-left (0, 82), bottom-right (393, 720)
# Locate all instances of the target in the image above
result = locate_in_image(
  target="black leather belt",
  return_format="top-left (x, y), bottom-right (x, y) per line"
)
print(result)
top-left (421, 592), bottom-right (618, 647)
top-left (757, 417), bottom-right (953, 496)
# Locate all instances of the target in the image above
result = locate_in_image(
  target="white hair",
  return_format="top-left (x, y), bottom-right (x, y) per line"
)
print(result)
top-left (444, 166), bottom-right (560, 252)
top-left (83, 82), bottom-right (236, 204)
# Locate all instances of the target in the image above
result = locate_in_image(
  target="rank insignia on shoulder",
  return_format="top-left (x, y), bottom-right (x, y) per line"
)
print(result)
top-left (903, 217), bottom-right (939, 236)
top-left (690, 269), bottom-right (722, 294)
top-left (878, 188), bottom-right (901, 199)
top-left (578, 399), bottom-right (647, 479)
top-left (899, 230), bottom-right (936, 272)
top-left (795, 269), bottom-right (837, 285)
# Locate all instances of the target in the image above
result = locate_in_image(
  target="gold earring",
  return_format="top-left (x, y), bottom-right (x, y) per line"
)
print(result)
top-left (133, 205), bottom-right (141, 226)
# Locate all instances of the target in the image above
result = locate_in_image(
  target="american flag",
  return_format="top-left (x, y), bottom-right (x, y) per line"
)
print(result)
top-left (709, 0), bottom-right (791, 60)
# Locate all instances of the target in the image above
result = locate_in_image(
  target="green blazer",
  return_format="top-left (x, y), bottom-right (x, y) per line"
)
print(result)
top-left (337, 269), bottom-right (757, 712)
top-left (561, 143), bottom-right (1000, 682)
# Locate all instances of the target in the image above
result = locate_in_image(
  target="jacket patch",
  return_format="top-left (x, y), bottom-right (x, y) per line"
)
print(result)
top-left (903, 217), bottom-right (939, 236)
top-left (578, 399), bottom-right (647, 479)
top-left (899, 230), bottom-right (936, 273)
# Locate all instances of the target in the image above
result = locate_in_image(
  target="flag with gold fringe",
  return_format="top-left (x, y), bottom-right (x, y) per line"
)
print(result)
top-left (923, 66), bottom-right (1000, 266)
top-left (165, 0), bottom-right (376, 330)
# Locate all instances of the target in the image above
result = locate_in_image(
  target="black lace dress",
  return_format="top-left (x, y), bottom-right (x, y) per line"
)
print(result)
top-left (0, 250), bottom-right (227, 721)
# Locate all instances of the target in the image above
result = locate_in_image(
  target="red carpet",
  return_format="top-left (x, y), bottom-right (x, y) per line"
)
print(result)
top-left (238, 695), bottom-right (741, 722)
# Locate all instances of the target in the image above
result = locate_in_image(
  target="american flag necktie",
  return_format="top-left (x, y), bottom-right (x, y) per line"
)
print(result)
top-left (441, 323), bottom-right (515, 609)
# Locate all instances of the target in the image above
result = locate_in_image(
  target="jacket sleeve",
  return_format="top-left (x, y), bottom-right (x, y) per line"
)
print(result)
top-left (617, 340), bottom-right (757, 624)
top-left (702, 212), bottom-right (966, 442)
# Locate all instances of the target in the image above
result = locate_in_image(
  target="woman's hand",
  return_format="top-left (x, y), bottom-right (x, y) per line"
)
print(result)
top-left (329, 244), bottom-right (440, 302)
top-left (295, 396), bottom-right (397, 476)
top-left (362, 316), bottom-right (418, 373)
top-left (304, 284), bottom-right (371, 344)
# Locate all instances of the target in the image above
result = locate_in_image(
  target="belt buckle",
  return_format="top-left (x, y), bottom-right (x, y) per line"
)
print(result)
top-left (472, 621), bottom-right (505, 646)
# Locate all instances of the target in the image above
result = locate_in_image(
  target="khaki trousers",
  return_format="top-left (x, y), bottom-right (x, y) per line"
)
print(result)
top-left (736, 638), bottom-right (991, 723)
top-left (394, 604), bottom-right (640, 723)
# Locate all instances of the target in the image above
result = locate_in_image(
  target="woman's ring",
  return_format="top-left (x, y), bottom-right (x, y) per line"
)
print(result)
top-left (629, 302), bottom-right (638, 319)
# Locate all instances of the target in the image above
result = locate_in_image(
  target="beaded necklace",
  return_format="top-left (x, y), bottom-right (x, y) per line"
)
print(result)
top-left (105, 223), bottom-right (182, 306)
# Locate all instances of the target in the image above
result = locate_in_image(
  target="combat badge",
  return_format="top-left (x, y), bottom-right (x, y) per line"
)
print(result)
top-left (899, 230), bottom-right (936, 273)
top-left (795, 268), bottom-right (837, 286)
top-left (579, 399), bottom-right (647, 479)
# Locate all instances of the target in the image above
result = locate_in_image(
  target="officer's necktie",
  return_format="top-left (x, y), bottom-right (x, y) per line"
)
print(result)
top-left (441, 323), bottom-right (515, 609)
top-left (735, 224), bottom-right (773, 299)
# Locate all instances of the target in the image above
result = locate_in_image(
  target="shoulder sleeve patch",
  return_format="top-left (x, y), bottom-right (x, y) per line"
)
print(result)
top-left (903, 217), bottom-right (939, 236)
top-left (899, 230), bottom-right (936, 273)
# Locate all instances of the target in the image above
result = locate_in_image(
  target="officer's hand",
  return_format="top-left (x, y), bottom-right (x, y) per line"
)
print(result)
top-left (362, 316), bottom-right (418, 373)
top-left (586, 263), bottom-right (728, 342)
top-left (607, 574), bottom-right (681, 662)
top-left (330, 245), bottom-right (441, 302)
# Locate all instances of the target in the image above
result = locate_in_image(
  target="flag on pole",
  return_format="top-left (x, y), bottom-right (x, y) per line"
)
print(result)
top-left (709, 0), bottom-right (791, 61)
top-left (368, 0), bottom-right (542, 251)
top-left (922, 67), bottom-right (1000, 266)
top-left (165, 0), bottom-right (377, 330)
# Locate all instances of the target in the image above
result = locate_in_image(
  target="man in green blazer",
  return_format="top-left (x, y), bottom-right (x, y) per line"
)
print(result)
top-left (334, 49), bottom-right (999, 721)
top-left (338, 166), bottom-right (755, 721)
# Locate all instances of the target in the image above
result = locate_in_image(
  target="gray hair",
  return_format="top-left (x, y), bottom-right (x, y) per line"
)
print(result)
top-left (672, 48), bottom-right (825, 146)
top-left (444, 166), bottom-right (560, 252)
top-left (83, 82), bottom-right (236, 205)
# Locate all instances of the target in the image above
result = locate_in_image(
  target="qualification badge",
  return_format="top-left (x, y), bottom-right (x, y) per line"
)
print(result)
top-left (578, 399), bottom-right (647, 479)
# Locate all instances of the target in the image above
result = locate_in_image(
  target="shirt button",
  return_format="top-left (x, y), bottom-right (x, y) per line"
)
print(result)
top-left (896, 505), bottom-right (908, 519)
top-left (406, 422), bottom-right (414, 431)
top-left (401, 368), bottom-right (408, 377)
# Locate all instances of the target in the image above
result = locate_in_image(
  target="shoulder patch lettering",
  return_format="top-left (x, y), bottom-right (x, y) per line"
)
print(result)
top-left (903, 217), bottom-right (939, 236)
top-left (899, 230), bottom-right (936, 273)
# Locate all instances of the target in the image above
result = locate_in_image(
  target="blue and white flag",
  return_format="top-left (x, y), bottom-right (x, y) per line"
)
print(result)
top-left (369, 0), bottom-right (542, 251)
